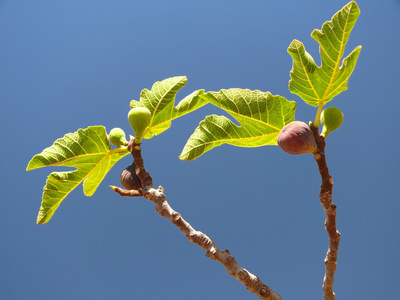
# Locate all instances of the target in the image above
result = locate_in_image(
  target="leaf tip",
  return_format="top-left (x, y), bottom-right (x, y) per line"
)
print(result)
top-left (26, 156), bottom-right (39, 171)
top-left (178, 154), bottom-right (190, 161)
top-left (36, 215), bottom-right (48, 225)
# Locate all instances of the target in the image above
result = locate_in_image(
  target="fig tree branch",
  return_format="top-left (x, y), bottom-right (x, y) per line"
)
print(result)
top-left (111, 138), bottom-right (283, 300)
top-left (311, 125), bottom-right (341, 300)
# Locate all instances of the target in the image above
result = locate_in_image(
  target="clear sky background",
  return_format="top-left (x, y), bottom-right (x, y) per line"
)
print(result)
top-left (1, 0), bottom-right (399, 299)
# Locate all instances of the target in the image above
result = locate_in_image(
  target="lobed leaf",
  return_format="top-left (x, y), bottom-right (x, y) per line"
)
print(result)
top-left (179, 89), bottom-right (296, 161)
top-left (288, 1), bottom-right (361, 106)
top-left (129, 76), bottom-right (208, 139)
top-left (27, 126), bottom-right (129, 224)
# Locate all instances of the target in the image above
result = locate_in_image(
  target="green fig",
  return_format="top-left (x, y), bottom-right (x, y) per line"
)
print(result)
top-left (127, 107), bottom-right (152, 143)
top-left (277, 121), bottom-right (317, 155)
top-left (320, 107), bottom-right (344, 138)
top-left (109, 127), bottom-right (128, 147)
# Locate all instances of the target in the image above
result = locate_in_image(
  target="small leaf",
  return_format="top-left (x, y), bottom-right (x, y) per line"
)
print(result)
top-left (179, 89), bottom-right (296, 161)
top-left (129, 76), bottom-right (208, 139)
top-left (288, 1), bottom-right (361, 106)
top-left (27, 126), bottom-right (129, 224)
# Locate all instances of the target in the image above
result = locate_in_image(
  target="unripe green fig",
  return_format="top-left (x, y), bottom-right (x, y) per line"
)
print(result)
top-left (320, 107), bottom-right (343, 138)
top-left (120, 162), bottom-right (142, 190)
top-left (128, 107), bottom-right (151, 143)
top-left (277, 121), bottom-right (317, 155)
top-left (109, 127), bottom-right (128, 147)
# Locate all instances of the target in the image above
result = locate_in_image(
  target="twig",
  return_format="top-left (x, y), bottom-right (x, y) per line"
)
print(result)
top-left (311, 125), bottom-right (341, 300)
top-left (111, 138), bottom-right (283, 300)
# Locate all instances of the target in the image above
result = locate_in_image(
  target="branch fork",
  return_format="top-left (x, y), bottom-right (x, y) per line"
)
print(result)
top-left (111, 138), bottom-right (283, 300)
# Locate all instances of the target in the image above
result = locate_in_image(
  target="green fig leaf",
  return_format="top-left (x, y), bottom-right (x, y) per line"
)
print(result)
top-left (27, 126), bottom-right (129, 224)
top-left (129, 76), bottom-right (208, 139)
top-left (179, 89), bottom-right (296, 161)
top-left (288, 1), bottom-right (361, 107)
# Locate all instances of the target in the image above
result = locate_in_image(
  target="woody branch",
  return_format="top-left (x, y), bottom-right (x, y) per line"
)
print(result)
top-left (111, 138), bottom-right (283, 300)
top-left (311, 125), bottom-right (341, 300)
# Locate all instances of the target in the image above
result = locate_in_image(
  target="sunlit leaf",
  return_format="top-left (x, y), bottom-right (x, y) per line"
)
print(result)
top-left (179, 89), bottom-right (296, 161)
top-left (27, 126), bottom-right (129, 224)
top-left (288, 1), bottom-right (361, 106)
top-left (129, 76), bottom-right (208, 139)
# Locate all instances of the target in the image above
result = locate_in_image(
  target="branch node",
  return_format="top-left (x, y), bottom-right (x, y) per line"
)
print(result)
top-left (171, 211), bottom-right (181, 222)
top-left (259, 285), bottom-right (271, 297)
top-left (238, 269), bottom-right (250, 281)
top-left (187, 231), bottom-right (213, 249)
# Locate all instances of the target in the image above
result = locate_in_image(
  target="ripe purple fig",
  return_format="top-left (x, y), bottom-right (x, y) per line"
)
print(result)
top-left (120, 162), bottom-right (142, 190)
top-left (277, 121), bottom-right (317, 155)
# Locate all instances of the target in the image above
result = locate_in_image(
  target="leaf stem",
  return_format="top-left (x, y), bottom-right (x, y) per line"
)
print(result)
top-left (313, 103), bottom-right (324, 128)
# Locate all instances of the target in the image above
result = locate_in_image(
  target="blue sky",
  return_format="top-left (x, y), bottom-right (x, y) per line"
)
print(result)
top-left (1, 0), bottom-right (399, 299)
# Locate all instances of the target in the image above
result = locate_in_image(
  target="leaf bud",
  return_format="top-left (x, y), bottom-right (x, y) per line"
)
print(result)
top-left (277, 121), bottom-right (317, 155)
top-left (320, 107), bottom-right (344, 138)
top-left (128, 107), bottom-right (152, 143)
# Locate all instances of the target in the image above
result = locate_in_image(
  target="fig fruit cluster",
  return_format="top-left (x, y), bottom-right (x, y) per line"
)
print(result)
top-left (120, 162), bottom-right (142, 190)
top-left (277, 121), bottom-right (317, 155)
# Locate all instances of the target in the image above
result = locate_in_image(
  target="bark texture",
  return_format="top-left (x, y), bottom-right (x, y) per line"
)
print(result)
top-left (111, 138), bottom-right (283, 300)
top-left (311, 125), bottom-right (341, 300)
